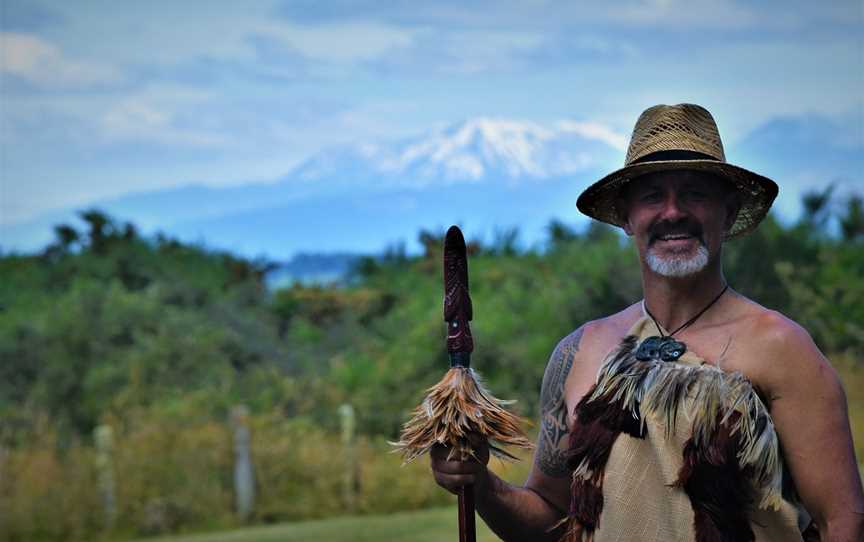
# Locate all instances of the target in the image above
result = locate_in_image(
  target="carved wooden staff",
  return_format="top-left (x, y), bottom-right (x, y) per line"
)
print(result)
top-left (393, 225), bottom-right (532, 542)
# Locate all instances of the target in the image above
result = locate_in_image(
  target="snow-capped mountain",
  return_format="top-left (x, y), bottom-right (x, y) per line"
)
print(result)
top-left (6, 116), bottom-right (626, 257)
top-left (292, 117), bottom-right (623, 187)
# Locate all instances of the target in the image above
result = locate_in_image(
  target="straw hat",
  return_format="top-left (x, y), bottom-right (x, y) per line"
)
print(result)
top-left (576, 104), bottom-right (778, 238)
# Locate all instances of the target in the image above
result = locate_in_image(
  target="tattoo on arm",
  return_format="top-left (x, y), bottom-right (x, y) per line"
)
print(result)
top-left (535, 326), bottom-right (583, 477)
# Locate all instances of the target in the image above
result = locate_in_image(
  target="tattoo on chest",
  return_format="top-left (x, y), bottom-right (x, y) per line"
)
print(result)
top-left (536, 326), bottom-right (583, 477)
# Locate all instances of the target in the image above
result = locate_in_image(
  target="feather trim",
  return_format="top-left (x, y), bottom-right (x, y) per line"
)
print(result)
top-left (569, 338), bottom-right (646, 481)
top-left (587, 335), bottom-right (784, 510)
top-left (559, 516), bottom-right (589, 542)
top-left (569, 475), bottom-right (604, 532)
top-left (392, 367), bottom-right (533, 463)
top-left (675, 412), bottom-right (756, 542)
top-left (563, 346), bottom-right (648, 541)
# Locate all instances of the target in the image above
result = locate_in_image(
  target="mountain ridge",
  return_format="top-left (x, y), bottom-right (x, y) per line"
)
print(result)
top-left (2, 117), bottom-right (623, 256)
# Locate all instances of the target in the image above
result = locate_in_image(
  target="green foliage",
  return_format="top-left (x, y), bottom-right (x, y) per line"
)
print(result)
top-left (0, 192), bottom-right (862, 540)
top-left (0, 425), bottom-right (102, 541)
top-left (840, 194), bottom-right (864, 241)
top-left (112, 411), bottom-right (233, 536)
top-left (0, 212), bottom-right (284, 440)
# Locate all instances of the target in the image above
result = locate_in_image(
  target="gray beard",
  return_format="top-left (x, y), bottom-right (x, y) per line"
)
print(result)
top-left (646, 244), bottom-right (709, 277)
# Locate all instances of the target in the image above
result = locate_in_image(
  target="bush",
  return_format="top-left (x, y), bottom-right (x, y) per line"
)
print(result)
top-left (0, 426), bottom-right (102, 541)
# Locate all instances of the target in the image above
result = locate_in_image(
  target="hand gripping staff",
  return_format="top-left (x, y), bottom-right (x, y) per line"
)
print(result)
top-left (393, 226), bottom-right (532, 542)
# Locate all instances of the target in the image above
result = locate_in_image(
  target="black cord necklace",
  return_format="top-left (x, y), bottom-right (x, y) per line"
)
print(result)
top-left (637, 284), bottom-right (729, 362)
top-left (645, 284), bottom-right (729, 338)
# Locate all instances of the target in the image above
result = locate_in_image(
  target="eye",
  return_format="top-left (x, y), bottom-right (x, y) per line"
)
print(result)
top-left (640, 190), bottom-right (662, 202)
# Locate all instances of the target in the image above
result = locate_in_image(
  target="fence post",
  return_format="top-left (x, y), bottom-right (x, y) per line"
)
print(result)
top-left (338, 403), bottom-right (356, 512)
top-left (0, 445), bottom-right (6, 506)
top-left (94, 425), bottom-right (117, 528)
top-left (231, 405), bottom-right (255, 521)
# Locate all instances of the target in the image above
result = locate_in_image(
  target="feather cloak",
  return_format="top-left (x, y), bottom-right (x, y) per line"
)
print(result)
top-left (562, 318), bottom-right (800, 542)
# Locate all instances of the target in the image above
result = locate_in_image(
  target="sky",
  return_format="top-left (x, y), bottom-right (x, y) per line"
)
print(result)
top-left (1, 0), bottom-right (862, 230)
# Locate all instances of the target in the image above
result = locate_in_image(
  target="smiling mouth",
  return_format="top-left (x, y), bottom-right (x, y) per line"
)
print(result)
top-left (649, 220), bottom-right (705, 246)
top-left (656, 234), bottom-right (695, 241)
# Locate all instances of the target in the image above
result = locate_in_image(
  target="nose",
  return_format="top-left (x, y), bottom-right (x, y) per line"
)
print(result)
top-left (658, 192), bottom-right (687, 222)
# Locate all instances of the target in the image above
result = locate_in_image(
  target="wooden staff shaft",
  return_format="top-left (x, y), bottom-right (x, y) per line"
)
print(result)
top-left (458, 486), bottom-right (476, 542)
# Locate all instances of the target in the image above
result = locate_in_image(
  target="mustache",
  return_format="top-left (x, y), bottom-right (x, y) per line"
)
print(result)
top-left (648, 220), bottom-right (705, 246)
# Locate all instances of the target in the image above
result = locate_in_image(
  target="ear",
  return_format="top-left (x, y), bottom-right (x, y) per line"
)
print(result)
top-left (622, 220), bottom-right (634, 236)
top-left (615, 197), bottom-right (634, 236)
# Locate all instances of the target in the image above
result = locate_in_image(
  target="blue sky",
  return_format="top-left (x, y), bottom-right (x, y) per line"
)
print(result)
top-left (2, 0), bottom-right (862, 230)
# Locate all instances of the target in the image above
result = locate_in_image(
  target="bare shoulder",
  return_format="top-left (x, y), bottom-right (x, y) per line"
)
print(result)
top-left (544, 302), bottom-right (640, 378)
top-left (543, 304), bottom-right (641, 400)
top-left (736, 300), bottom-right (822, 360)
top-left (577, 303), bottom-right (643, 361)
top-left (731, 299), bottom-right (837, 398)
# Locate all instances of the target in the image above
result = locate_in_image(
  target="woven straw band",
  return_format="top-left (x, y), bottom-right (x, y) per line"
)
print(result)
top-left (577, 104), bottom-right (778, 239)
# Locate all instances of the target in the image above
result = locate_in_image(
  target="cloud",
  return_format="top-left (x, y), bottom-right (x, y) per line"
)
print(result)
top-left (274, 0), bottom-right (836, 32)
top-left (0, 32), bottom-right (123, 88)
top-left (361, 28), bottom-right (548, 75)
top-left (607, 0), bottom-right (760, 28)
top-left (557, 121), bottom-right (629, 151)
top-left (97, 89), bottom-right (231, 148)
top-left (69, 18), bottom-right (419, 85)
top-left (275, 0), bottom-right (479, 26)
top-left (355, 24), bottom-right (699, 78)
top-left (250, 21), bottom-right (417, 63)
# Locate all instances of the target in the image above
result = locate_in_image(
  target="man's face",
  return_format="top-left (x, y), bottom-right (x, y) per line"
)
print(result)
top-left (620, 170), bottom-right (738, 278)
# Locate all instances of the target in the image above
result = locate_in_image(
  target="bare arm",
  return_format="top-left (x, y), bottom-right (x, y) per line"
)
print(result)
top-left (757, 315), bottom-right (864, 541)
top-left (430, 326), bottom-right (585, 541)
top-left (525, 326), bottom-right (585, 508)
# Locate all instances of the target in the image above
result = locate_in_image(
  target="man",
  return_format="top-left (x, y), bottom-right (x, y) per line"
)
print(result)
top-left (431, 104), bottom-right (864, 541)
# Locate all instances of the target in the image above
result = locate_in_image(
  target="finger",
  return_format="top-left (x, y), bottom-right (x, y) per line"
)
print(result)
top-left (430, 442), bottom-right (482, 464)
top-left (432, 470), bottom-right (478, 494)
top-left (431, 457), bottom-right (485, 475)
top-left (430, 445), bottom-right (485, 471)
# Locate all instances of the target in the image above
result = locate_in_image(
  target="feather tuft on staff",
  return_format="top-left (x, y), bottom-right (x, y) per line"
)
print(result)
top-left (393, 365), bottom-right (533, 463)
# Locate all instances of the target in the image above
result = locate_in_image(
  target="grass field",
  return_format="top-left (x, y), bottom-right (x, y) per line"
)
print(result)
top-left (132, 507), bottom-right (503, 542)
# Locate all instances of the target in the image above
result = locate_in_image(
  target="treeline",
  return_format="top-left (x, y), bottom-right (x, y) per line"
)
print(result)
top-left (0, 188), bottom-right (861, 540)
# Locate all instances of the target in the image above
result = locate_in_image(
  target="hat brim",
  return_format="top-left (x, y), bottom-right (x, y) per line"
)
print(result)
top-left (576, 159), bottom-right (778, 239)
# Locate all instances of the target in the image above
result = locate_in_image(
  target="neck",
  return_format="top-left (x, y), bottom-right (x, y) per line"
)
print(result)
top-left (641, 259), bottom-right (728, 334)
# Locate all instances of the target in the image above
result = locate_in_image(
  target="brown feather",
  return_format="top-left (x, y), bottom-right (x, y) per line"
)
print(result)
top-left (559, 517), bottom-right (587, 542)
top-left (391, 367), bottom-right (533, 463)
top-left (564, 374), bottom-right (645, 540)
top-left (675, 413), bottom-right (755, 542)
top-left (569, 476), bottom-right (604, 532)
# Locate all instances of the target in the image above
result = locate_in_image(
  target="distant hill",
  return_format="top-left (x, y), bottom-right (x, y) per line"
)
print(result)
top-left (730, 114), bottom-right (863, 219)
top-left (266, 252), bottom-right (363, 288)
